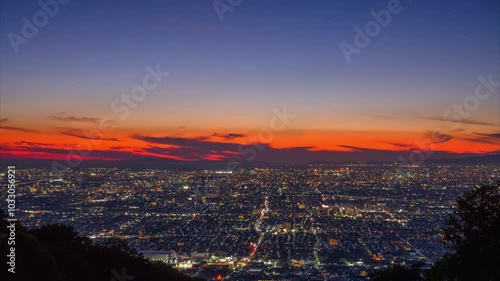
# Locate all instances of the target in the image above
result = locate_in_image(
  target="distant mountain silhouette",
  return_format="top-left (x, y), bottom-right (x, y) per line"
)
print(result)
top-left (1, 154), bottom-right (498, 169)
top-left (425, 154), bottom-right (500, 165)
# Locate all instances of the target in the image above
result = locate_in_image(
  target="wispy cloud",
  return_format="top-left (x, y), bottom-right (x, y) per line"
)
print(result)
top-left (459, 132), bottom-right (500, 145)
top-left (423, 117), bottom-right (497, 126)
top-left (212, 132), bottom-right (247, 140)
top-left (0, 142), bottom-right (142, 161)
top-left (386, 142), bottom-right (412, 148)
top-left (423, 131), bottom-right (453, 145)
top-left (337, 145), bottom-right (367, 152)
top-left (60, 128), bottom-right (120, 141)
top-left (474, 132), bottom-right (500, 139)
top-left (0, 126), bottom-right (37, 133)
top-left (14, 141), bottom-right (56, 147)
top-left (0, 118), bottom-right (37, 132)
top-left (50, 115), bottom-right (100, 123)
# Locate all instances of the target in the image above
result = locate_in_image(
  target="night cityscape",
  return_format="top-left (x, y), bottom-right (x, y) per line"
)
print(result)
top-left (2, 164), bottom-right (498, 280)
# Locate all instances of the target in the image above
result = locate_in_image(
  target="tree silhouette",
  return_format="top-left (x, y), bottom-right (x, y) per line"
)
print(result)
top-left (443, 184), bottom-right (500, 250)
top-left (371, 183), bottom-right (500, 281)
top-left (429, 183), bottom-right (500, 281)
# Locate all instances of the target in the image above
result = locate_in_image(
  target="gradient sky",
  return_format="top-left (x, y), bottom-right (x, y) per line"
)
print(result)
top-left (1, 0), bottom-right (499, 163)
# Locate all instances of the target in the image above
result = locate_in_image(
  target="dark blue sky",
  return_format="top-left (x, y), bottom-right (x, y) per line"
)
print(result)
top-left (1, 0), bottom-right (499, 162)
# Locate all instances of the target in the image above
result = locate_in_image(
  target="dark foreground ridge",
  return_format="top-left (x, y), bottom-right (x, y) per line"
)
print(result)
top-left (0, 210), bottom-right (203, 281)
